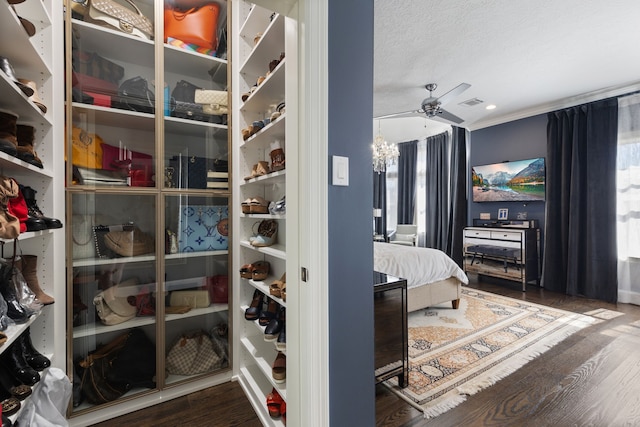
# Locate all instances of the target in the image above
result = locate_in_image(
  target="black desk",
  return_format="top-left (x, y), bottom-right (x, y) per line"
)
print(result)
top-left (374, 271), bottom-right (408, 387)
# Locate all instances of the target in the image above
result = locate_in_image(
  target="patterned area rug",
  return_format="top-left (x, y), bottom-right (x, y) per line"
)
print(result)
top-left (385, 288), bottom-right (598, 419)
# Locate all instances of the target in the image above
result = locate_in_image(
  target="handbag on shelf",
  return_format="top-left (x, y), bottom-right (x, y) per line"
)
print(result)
top-left (169, 155), bottom-right (228, 189)
top-left (113, 76), bottom-right (155, 114)
top-left (89, 0), bottom-right (153, 40)
top-left (93, 279), bottom-right (138, 326)
top-left (71, 126), bottom-right (104, 170)
top-left (177, 205), bottom-right (229, 252)
top-left (201, 275), bottom-right (228, 304)
top-left (164, 3), bottom-right (220, 50)
top-left (194, 89), bottom-right (228, 115)
top-left (165, 330), bottom-right (222, 376)
top-left (169, 290), bottom-right (210, 308)
top-left (103, 226), bottom-right (155, 257)
top-left (170, 80), bottom-right (218, 123)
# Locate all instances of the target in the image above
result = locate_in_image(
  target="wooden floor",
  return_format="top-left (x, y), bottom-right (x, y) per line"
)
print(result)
top-left (93, 275), bottom-right (640, 426)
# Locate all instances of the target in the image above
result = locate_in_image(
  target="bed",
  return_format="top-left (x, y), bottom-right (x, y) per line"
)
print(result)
top-left (373, 242), bottom-right (468, 312)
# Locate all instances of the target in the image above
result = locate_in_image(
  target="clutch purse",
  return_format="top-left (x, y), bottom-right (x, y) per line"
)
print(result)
top-left (194, 89), bottom-right (228, 115)
top-left (169, 290), bottom-right (210, 308)
top-left (89, 0), bottom-right (153, 40)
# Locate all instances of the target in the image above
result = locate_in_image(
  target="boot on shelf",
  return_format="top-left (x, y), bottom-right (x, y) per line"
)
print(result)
top-left (19, 327), bottom-right (50, 371)
top-left (0, 338), bottom-right (39, 386)
top-left (0, 262), bottom-right (29, 324)
top-left (19, 185), bottom-right (62, 229)
top-left (15, 124), bottom-right (43, 168)
top-left (7, 178), bottom-right (46, 233)
top-left (18, 255), bottom-right (54, 305)
top-left (0, 109), bottom-right (18, 157)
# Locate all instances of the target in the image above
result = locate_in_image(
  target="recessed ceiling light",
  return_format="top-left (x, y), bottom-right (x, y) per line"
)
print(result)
top-left (486, 104), bottom-right (497, 110)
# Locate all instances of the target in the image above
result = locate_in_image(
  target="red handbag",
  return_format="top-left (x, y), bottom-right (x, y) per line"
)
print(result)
top-left (164, 3), bottom-right (220, 50)
top-left (202, 275), bottom-right (228, 303)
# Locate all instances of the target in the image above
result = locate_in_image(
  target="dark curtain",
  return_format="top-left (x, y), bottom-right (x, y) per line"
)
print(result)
top-left (373, 170), bottom-right (386, 238)
top-left (397, 140), bottom-right (418, 224)
top-left (445, 127), bottom-right (467, 267)
top-left (425, 132), bottom-right (450, 249)
top-left (543, 98), bottom-right (618, 302)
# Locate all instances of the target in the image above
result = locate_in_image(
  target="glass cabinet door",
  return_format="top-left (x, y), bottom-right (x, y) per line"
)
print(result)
top-left (163, 194), bottom-right (230, 385)
top-left (70, 191), bottom-right (158, 412)
top-left (68, 0), bottom-right (156, 189)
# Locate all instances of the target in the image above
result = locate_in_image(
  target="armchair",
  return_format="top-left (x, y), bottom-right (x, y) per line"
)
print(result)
top-left (388, 224), bottom-right (418, 246)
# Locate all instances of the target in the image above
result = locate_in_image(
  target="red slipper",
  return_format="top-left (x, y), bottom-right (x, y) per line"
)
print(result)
top-left (266, 388), bottom-right (283, 418)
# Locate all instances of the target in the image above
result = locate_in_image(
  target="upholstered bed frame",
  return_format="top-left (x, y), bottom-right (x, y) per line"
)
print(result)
top-left (407, 276), bottom-right (461, 312)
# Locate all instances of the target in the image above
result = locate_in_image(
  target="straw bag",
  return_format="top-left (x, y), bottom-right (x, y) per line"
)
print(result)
top-left (194, 89), bottom-right (228, 115)
top-left (103, 226), bottom-right (155, 257)
top-left (89, 0), bottom-right (153, 40)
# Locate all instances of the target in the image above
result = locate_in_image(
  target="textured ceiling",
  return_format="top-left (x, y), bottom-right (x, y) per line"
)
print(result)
top-left (374, 0), bottom-right (640, 133)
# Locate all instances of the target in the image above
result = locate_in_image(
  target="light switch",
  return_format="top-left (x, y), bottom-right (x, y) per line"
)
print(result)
top-left (332, 155), bottom-right (349, 186)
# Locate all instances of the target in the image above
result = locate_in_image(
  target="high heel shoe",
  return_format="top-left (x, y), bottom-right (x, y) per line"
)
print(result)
top-left (251, 261), bottom-right (270, 281)
top-left (244, 289), bottom-right (264, 321)
top-left (259, 299), bottom-right (279, 327)
top-left (269, 273), bottom-right (286, 298)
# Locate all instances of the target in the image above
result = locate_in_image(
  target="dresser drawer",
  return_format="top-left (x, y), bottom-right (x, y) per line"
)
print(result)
top-left (464, 229), bottom-right (491, 239)
top-left (490, 230), bottom-right (523, 241)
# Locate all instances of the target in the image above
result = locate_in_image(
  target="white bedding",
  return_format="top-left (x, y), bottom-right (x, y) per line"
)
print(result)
top-left (374, 242), bottom-right (468, 289)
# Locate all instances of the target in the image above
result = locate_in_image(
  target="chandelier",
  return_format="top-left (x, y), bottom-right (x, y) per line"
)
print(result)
top-left (372, 122), bottom-right (399, 173)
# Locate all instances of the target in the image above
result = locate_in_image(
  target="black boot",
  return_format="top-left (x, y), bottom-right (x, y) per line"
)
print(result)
top-left (0, 263), bottom-right (29, 324)
top-left (19, 327), bottom-right (50, 371)
top-left (0, 339), bottom-right (39, 386)
top-left (19, 185), bottom-right (62, 229)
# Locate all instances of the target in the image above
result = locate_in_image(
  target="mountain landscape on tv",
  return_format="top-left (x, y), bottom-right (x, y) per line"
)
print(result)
top-left (472, 158), bottom-right (546, 202)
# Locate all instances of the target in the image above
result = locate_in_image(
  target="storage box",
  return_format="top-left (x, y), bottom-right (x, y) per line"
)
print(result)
top-left (206, 171), bottom-right (228, 189)
top-left (178, 205), bottom-right (229, 252)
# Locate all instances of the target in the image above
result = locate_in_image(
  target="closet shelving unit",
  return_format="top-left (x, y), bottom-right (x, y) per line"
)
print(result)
top-left (64, 1), bottom-right (232, 424)
top-left (232, 1), bottom-right (298, 425)
top-left (0, 0), bottom-right (65, 423)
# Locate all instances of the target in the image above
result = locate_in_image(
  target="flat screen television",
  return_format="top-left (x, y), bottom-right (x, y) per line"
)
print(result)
top-left (472, 157), bottom-right (546, 202)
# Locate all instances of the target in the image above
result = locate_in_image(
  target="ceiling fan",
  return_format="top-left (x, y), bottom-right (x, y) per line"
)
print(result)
top-left (376, 82), bottom-right (471, 124)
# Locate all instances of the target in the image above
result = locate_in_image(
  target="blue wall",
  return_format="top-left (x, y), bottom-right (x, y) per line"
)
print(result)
top-left (469, 114), bottom-right (547, 241)
top-left (328, 0), bottom-right (375, 425)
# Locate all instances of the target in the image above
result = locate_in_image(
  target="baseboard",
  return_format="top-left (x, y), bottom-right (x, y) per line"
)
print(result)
top-left (617, 289), bottom-right (640, 305)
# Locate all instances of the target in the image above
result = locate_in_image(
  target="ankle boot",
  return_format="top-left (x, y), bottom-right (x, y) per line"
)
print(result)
top-left (15, 125), bottom-right (43, 168)
top-left (0, 339), bottom-right (39, 386)
top-left (18, 255), bottom-right (54, 305)
top-left (0, 177), bottom-right (21, 239)
top-left (19, 185), bottom-right (62, 229)
top-left (7, 179), bottom-right (46, 233)
top-left (19, 327), bottom-right (50, 371)
top-left (0, 110), bottom-right (18, 157)
top-left (0, 262), bottom-right (29, 324)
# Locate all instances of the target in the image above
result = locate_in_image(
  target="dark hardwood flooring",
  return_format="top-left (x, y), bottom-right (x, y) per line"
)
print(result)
top-left (92, 275), bottom-right (640, 426)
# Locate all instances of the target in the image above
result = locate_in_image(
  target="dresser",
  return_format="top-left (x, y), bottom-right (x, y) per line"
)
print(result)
top-left (463, 226), bottom-right (540, 291)
top-left (374, 272), bottom-right (408, 387)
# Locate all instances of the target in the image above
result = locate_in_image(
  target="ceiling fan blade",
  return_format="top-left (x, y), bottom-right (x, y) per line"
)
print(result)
top-left (375, 110), bottom-right (422, 120)
top-left (437, 83), bottom-right (471, 106)
top-left (434, 108), bottom-right (465, 124)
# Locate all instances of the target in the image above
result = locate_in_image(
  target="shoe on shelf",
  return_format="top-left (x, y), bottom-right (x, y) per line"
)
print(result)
top-left (259, 298), bottom-right (279, 327)
top-left (244, 289), bottom-right (264, 321)
top-left (251, 260), bottom-right (270, 281)
top-left (265, 307), bottom-right (285, 342)
top-left (272, 351), bottom-right (286, 384)
top-left (266, 387), bottom-right (283, 419)
top-left (269, 273), bottom-right (286, 298)
top-left (250, 219), bottom-right (278, 247)
top-left (239, 263), bottom-right (253, 279)
top-left (276, 322), bottom-right (286, 352)
top-left (249, 196), bottom-right (270, 214)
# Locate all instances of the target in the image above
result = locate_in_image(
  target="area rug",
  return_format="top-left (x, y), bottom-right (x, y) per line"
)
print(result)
top-left (384, 288), bottom-right (598, 419)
